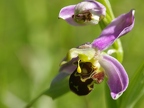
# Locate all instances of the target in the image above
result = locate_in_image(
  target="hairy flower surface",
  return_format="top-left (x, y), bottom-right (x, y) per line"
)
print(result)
top-left (59, 0), bottom-right (106, 26)
top-left (52, 9), bottom-right (135, 100)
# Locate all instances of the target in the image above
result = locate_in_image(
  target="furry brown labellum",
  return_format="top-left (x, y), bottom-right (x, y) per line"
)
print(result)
top-left (69, 62), bottom-right (104, 95)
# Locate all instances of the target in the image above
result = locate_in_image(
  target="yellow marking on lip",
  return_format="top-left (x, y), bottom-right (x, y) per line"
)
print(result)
top-left (87, 81), bottom-right (94, 90)
top-left (77, 60), bottom-right (81, 73)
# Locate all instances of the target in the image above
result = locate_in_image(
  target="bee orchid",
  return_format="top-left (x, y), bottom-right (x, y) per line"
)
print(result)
top-left (52, 9), bottom-right (135, 100)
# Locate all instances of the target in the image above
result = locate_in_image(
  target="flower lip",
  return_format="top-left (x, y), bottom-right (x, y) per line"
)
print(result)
top-left (69, 61), bottom-right (105, 96)
top-left (69, 62), bottom-right (95, 96)
top-left (69, 71), bottom-right (94, 96)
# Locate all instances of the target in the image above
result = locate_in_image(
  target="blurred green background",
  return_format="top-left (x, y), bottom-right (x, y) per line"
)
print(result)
top-left (0, 0), bottom-right (144, 108)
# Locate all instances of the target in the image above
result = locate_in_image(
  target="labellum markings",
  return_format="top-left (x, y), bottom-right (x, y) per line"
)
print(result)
top-left (69, 62), bottom-right (104, 95)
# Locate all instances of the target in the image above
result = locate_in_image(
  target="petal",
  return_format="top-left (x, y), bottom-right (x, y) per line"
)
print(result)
top-left (75, 0), bottom-right (106, 16)
top-left (51, 58), bottom-right (78, 85)
top-left (59, 5), bottom-right (81, 26)
top-left (50, 72), bottom-right (69, 85)
top-left (92, 9), bottom-right (135, 50)
top-left (59, 57), bottom-right (78, 74)
top-left (99, 54), bottom-right (129, 99)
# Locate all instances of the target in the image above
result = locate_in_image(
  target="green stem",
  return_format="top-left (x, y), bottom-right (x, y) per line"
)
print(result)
top-left (113, 39), bottom-right (123, 63)
top-left (97, 0), bottom-right (115, 21)
top-left (25, 91), bottom-right (45, 108)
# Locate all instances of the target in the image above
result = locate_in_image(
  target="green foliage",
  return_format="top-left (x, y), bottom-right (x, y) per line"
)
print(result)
top-left (120, 62), bottom-right (144, 108)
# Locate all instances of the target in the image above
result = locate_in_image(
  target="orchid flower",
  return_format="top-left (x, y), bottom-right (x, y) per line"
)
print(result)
top-left (52, 9), bottom-right (135, 100)
top-left (58, 0), bottom-right (106, 26)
